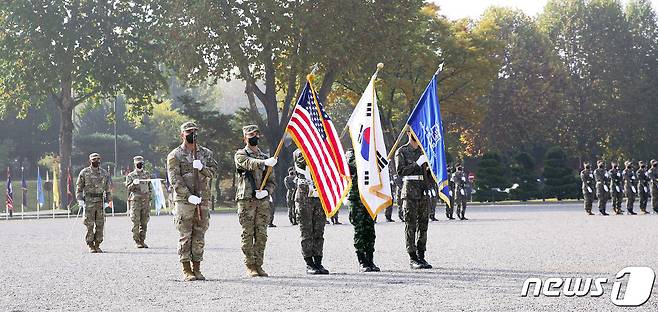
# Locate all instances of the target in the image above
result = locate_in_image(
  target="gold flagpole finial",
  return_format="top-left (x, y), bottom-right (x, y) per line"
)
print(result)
top-left (308, 63), bottom-right (319, 82)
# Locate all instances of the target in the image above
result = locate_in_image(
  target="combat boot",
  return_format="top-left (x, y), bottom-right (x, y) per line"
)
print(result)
top-left (136, 241), bottom-right (145, 248)
top-left (313, 256), bottom-right (329, 274)
top-left (88, 244), bottom-right (97, 253)
top-left (255, 265), bottom-right (269, 277)
top-left (366, 252), bottom-right (380, 272)
top-left (429, 214), bottom-right (438, 222)
top-left (356, 252), bottom-right (372, 272)
top-left (409, 253), bottom-right (423, 270)
top-left (141, 241), bottom-right (149, 248)
top-left (601, 211), bottom-right (609, 216)
top-left (417, 251), bottom-right (433, 269)
top-left (94, 242), bottom-right (103, 253)
top-left (192, 261), bottom-right (205, 281)
top-left (386, 217), bottom-right (394, 222)
top-left (182, 262), bottom-right (196, 281)
top-left (245, 264), bottom-right (259, 277)
top-left (305, 257), bottom-right (320, 275)
top-left (629, 210), bottom-right (637, 215)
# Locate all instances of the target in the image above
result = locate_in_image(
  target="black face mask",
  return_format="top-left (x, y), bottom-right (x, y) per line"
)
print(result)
top-left (248, 136), bottom-right (259, 146)
top-left (136, 163), bottom-right (144, 170)
top-left (614, 166), bottom-right (619, 170)
top-left (653, 164), bottom-right (657, 168)
top-left (185, 132), bottom-right (195, 144)
top-left (91, 161), bottom-right (100, 168)
top-left (598, 165), bottom-right (604, 169)
top-left (641, 165), bottom-right (646, 169)
top-left (585, 166), bottom-right (590, 170)
top-left (457, 166), bottom-right (463, 171)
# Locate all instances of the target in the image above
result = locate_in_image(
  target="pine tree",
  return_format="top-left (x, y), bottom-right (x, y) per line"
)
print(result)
top-left (474, 153), bottom-right (508, 202)
top-left (542, 147), bottom-right (579, 200)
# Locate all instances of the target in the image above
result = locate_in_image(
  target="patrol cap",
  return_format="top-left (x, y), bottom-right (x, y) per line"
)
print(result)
top-left (624, 160), bottom-right (632, 167)
top-left (639, 160), bottom-right (645, 166)
top-left (242, 124), bottom-right (259, 136)
top-left (597, 160), bottom-right (605, 166)
top-left (652, 159), bottom-right (657, 165)
top-left (583, 162), bottom-right (590, 166)
top-left (180, 121), bottom-right (199, 132)
top-left (133, 156), bottom-right (144, 164)
top-left (89, 153), bottom-right (101, 161)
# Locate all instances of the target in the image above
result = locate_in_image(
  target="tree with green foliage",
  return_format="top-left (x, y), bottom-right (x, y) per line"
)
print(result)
top-left (474, 153), bottom-right (509, 202)
top-left (542, 147), bottom-right (579, 200)
top-left (0, 0), bottom-right (167, 208)
top-left (508, 152), bottom-right (540, 201)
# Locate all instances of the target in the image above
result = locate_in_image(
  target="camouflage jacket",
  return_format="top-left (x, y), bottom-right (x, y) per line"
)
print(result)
top-left (637, 168), bottom-right (650, 188)
top-left (452, 170), bottom-right (468, 192)
top-left (622, 168), bottom-right (636, 194)
top-left (125, 169), bottom-right (152, 200)
top-left (234, 146), bottom-right (275, 201)
top-left (395, 143), bottom-right (429, 199)
top-left (609, 168), bottom-right (623, 191)
top-left (594, 168), bottom-right (608, 184)
top-left (167, 144), bottom-right (217, 203)
top-left (293, 149), bottom-right (319, 201)
top-left (580, 169), bottom-right (595, 191)
top-left (648, 167), bottom-right (658, 187)
top-left (76, 166), bottom-right (111, 203)
top-left (284, 174), bottom-right (297, 202)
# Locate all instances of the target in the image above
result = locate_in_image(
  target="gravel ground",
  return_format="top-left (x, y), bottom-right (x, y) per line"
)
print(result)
top-left (1, 203), bottom-right (657, 312)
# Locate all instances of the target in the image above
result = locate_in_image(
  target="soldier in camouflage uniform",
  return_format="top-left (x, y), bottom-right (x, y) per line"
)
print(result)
top-left (622, 161), bottom-right (638, 215)
top-left (284, 167), bottom-right (298, 225)
top-left (452, 164), bottom-right (469, 220)
top-left (125, 156), bottom-right (152, 248)
top-left (234, 125), bottom-right (277, 277)
top-left (594, 160), bottom-right (609, 216)
top-left (346, 149), bottom-right (380, 272)
top-left (167, 121), bottom-right (218, 281)
top-left (445, 166), bottom-right (456, 220)
top-left (76, 153), bottom-right (112, 253)
top-left (609, 162), bottom-right (624, 215)
top-left (395, 132), bottom-right (432, 270)
top-left (649, 159), bottom-right (658, 213)
top-left (293, 148), bottom-right (329, 274)
top-left (580, 162), bottom-right (595, 215)
top-left (637, 161), bottom-right (650, 214)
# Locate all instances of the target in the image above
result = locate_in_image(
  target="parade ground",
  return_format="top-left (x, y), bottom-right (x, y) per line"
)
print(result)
top-left (1, 202), bottom-right (657, 312)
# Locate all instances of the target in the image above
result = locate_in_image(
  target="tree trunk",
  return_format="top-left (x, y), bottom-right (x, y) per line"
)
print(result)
top-left (58, 91), bottom-right (74, 211)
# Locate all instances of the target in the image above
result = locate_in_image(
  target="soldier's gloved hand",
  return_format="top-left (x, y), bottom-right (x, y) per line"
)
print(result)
top-left (263, 157), bottom-right (278, 167)
top-left (103, 202), bottom-right (110, 209)
top-left (193, 159), bottom-right (204, 170)
top-left (255, 190), bottom-right (269, 199)
top-left (187, 195), bottom-right (202, 205)
top-left (416, 154), bottom-right (428, 166)
top-left (77, 200), bottom-right (85, 208)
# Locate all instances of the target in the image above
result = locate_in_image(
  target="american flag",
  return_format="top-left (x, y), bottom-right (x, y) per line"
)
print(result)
top-left (6, 167), bottom-right (13, 212)
top-left (285, 79), bottom-right (351, 217)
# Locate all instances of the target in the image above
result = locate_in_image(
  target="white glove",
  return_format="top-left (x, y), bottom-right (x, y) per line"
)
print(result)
top-left (460, 189), bottom-right (465, 196)
top-left (78, 200), bottom-right (85, 208)
top-left (644, 187), bottom-right (649, 193)
top-left (462, 177), bottom-right (466, 182)
top-left (603, 185), bottom-right (609, 192)
top-left (263, 157), bottom-right (278, 167)
top-left (255, 190), bottom-right (269, 200)
top-left (605, 172), bottom-right (609, 178)
top-left (448, 190), bottom-right (453, 197)
top-left (103, 202), bottom-right (110, 209)
top-left (587, 186), bottom-right (592, 193)
top-left (632, 186), bottom-right (637, 194)
top-left (615, 186), bottom-right (620, 193)
top-left (416, 154), bottom-right (428, 166)
top-left (133, 179), bottom-right (141, 184)
top-left (187, 195), bottom-right (202, 205)
top-left (193, 159), bottom-right (203, 170)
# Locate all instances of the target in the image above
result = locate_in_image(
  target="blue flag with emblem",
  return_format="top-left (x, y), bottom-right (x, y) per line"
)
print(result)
top-left (405, 75), bottom-right (451, 207)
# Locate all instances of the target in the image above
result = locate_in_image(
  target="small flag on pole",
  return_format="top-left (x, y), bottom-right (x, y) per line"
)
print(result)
top-left (37, 167), bottom-right (45, 208)
top-left (21, 167), bottom-right (27, 211)
top-left (6, 167), bottom-right (14, 218)
top-left (52, 168), bottom-right (60, 210)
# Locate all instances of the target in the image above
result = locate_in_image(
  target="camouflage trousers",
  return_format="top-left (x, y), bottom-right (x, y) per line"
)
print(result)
top-left (349, 202), bottom-right (375, 253)
top-left (428, 197), bottom-right (437, 218)
top-left (174, 202), bottom-right (210, 263)
top-left (582, 190), bottom-right (593, 212)
top-left (625, 191), bottom-right (636, 212)
top-left (596, 183), bottom-right (608, 212)
top-left (237, 198), bottom-right (270, 266)
top-left (651, 185), bottom-right (658, 212)
top-left (611, 186), bottom-right (623, 213)
top-left (83, 201), bottom-right (105, 246)
top-left (639, 187), bottom-right (649, 211)
top-left (455, 192), bottom-right (467, 217)
top-left (287, 199), bottom-right (297, 223)
top-left (130, 198), bottom-right (150, 243)
top-left (403, 197), bottom-right (429, 254)
top-left (297, 197), bottom-right (325, 258)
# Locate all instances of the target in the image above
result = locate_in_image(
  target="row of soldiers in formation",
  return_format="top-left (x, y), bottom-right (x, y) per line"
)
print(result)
top-left (580, 160), bottom-right (658, 215)
top-left (75, 122), bottom-right (457, 281)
